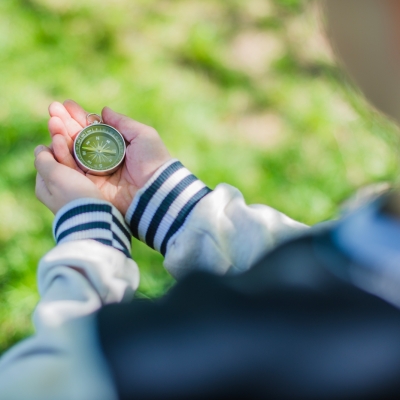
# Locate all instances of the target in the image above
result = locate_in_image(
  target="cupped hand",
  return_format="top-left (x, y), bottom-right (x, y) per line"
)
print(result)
top-left (48, 100), bottom-right (172, 215)
top-left (34, 146), bottom-right (105, 214)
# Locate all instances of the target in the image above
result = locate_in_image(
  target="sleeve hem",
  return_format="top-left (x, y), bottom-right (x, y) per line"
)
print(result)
top-left (53, 198), bottom-right (132, 258)
top-left (126, 160), bottom-right (212, 255)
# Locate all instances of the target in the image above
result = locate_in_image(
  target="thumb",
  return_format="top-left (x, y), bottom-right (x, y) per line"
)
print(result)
top-left (102, 106), bottom-right (152, 142)
top-left (34, 146), bottom-right (60, 183)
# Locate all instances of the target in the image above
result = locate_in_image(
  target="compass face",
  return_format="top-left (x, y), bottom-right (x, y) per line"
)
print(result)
top-left (74, 124), bottom-right (126, 175)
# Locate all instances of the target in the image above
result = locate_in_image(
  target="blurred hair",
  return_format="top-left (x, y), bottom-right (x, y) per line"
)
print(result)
top-left (322, 0), bottom-right (400, 125)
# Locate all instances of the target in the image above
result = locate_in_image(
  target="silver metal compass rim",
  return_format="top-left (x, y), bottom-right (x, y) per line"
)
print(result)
top-left (73, 123), bottom-right (126, 176)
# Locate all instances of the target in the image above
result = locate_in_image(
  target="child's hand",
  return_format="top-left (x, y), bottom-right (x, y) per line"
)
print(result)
top-left (34, 146), bottom-right (105, 214)
top-left (48, 100), bottom-right (172, 215)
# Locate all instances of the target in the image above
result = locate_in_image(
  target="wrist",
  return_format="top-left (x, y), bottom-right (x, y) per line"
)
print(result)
top-left (125, 159), bottom-right (212, 255)
top-left (54, 198), bottom-right (132, 258)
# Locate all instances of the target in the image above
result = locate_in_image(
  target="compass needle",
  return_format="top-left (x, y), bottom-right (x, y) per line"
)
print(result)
top-left (74, 113), bottom-right (126, 175)
top-left (82, 146), bottom-right (98, 152)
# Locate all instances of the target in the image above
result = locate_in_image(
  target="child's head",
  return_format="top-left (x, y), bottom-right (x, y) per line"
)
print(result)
top-left (324, 0), bottom-right (400, 123)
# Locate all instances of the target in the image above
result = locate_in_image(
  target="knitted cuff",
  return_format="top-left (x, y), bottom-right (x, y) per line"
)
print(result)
top-left (53, 199), bottom-right (132, 258)
top-left (125, 159), bottom-right (212, 256)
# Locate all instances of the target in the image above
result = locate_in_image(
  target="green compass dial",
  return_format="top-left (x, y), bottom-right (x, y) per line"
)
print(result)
top-left (74, 123), bottom-right (126, 175)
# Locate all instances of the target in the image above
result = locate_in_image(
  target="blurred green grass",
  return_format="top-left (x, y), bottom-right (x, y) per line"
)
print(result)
top-left (0, 0), bottom-right (399, 353)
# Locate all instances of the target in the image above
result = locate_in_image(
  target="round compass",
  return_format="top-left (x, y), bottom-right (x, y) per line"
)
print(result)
top-left (74, 113), bottom-right (126, 176)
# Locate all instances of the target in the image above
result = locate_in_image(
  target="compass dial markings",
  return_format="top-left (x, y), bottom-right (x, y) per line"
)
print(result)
top-left (74, 124), bottom-right (125, 173)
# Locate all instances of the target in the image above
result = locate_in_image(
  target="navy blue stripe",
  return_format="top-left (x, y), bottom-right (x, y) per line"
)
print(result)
top-left (82, 237), bottom-right (130, 259)
top-left (97, 238), bottom-right (130, 258)
top-left (92, 238), bottom-right (115, 248)
top-left (112, 215), bottom-right (131, 242)
top-left (112, 233), bottom-right (130, 255)
top-left (55, 204), bottom-right (111, 236)
top-left (129, 161), bottom-right (183, 239)
top-left (160, 187), bottom-right (212, 256)
top-left (93, 238), bottom-right (113, 248)
top-left (145, 175), bottom-right (198, 249)
top-left (118, 247), bottom-right (131, 259)
top-left (57, 222), bottom-right (111, 242)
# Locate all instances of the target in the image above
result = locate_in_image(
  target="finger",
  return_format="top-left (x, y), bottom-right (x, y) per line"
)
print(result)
top-left (52, 134), bottom-right (80, 171)
top-left (48, 116), bottom-right (74, 151)
top-left (49, 101), bottom-right (83, 139)
top-left (35, 173), bottom-right (58, 214)
top-left (34, 145), bottom-right (61, 183)
top-left (35, 172), bottom-right (52, 201)
top-left (102, 106), bottom-right (153, 142)
top-left (36, 172), bottom-right (53, 209)
top-left (63, 99), bottom-right (89, 128)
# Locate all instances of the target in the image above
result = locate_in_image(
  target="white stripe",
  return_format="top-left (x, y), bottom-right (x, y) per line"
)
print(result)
top-left (111, 222), bottom-right (131, 250)
top-left (111, 207), bottom-right (129, 230)
top-left (111, 208), bottom-right (131, 249)
top-left (53, 198), bottom-right (113, 238)
top-left (56, 211), bottom-right (112, 238)
top-left (58, 228), bottom-right (114, 245)
top-left (125, 159), bottom-right (181, 223)
top-left (138, 168), bottom-right (192, 241)
top-left (153, 180), bottom-right (206, 251)
top-left (112, 239), bottom-right (127, 253)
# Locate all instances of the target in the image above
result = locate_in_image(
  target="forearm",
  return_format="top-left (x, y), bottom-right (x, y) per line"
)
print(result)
top-left (0, 199), bottom-right (138, 400)
top-left (126, 160), bottom-right (308, 279)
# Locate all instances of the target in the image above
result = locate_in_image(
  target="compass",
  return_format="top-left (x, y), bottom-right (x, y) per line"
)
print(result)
top-left (74, 113), bottom-right (126, 176)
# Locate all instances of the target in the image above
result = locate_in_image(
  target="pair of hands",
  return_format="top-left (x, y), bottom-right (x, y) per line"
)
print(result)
top-left (34, 100), bottom-right (172, 215)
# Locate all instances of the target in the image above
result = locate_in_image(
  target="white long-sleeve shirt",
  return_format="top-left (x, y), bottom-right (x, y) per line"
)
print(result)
top-left (0, 159), bottom-right (307, 399)
top-left (126, 159), bottom-right (307, 278)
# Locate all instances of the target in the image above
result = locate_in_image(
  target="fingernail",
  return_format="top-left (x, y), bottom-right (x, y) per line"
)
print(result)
top-left (34, 145), bottom-right (45, 157)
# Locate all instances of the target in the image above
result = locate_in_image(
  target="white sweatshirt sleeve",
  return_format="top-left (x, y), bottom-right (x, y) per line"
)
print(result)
top-left (126, 159), bottom-right (308, 279)
top-left (0, 199), bottom-right (139, 400)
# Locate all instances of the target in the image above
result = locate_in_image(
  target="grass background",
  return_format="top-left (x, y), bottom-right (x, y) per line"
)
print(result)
top-left (0, 0), bottom-right (399, 353)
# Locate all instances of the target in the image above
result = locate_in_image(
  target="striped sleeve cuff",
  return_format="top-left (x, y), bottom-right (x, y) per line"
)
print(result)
top-left (53, 199), bottom-right (132, 259)
top-left (126, 159), bottom-right (212, 256)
